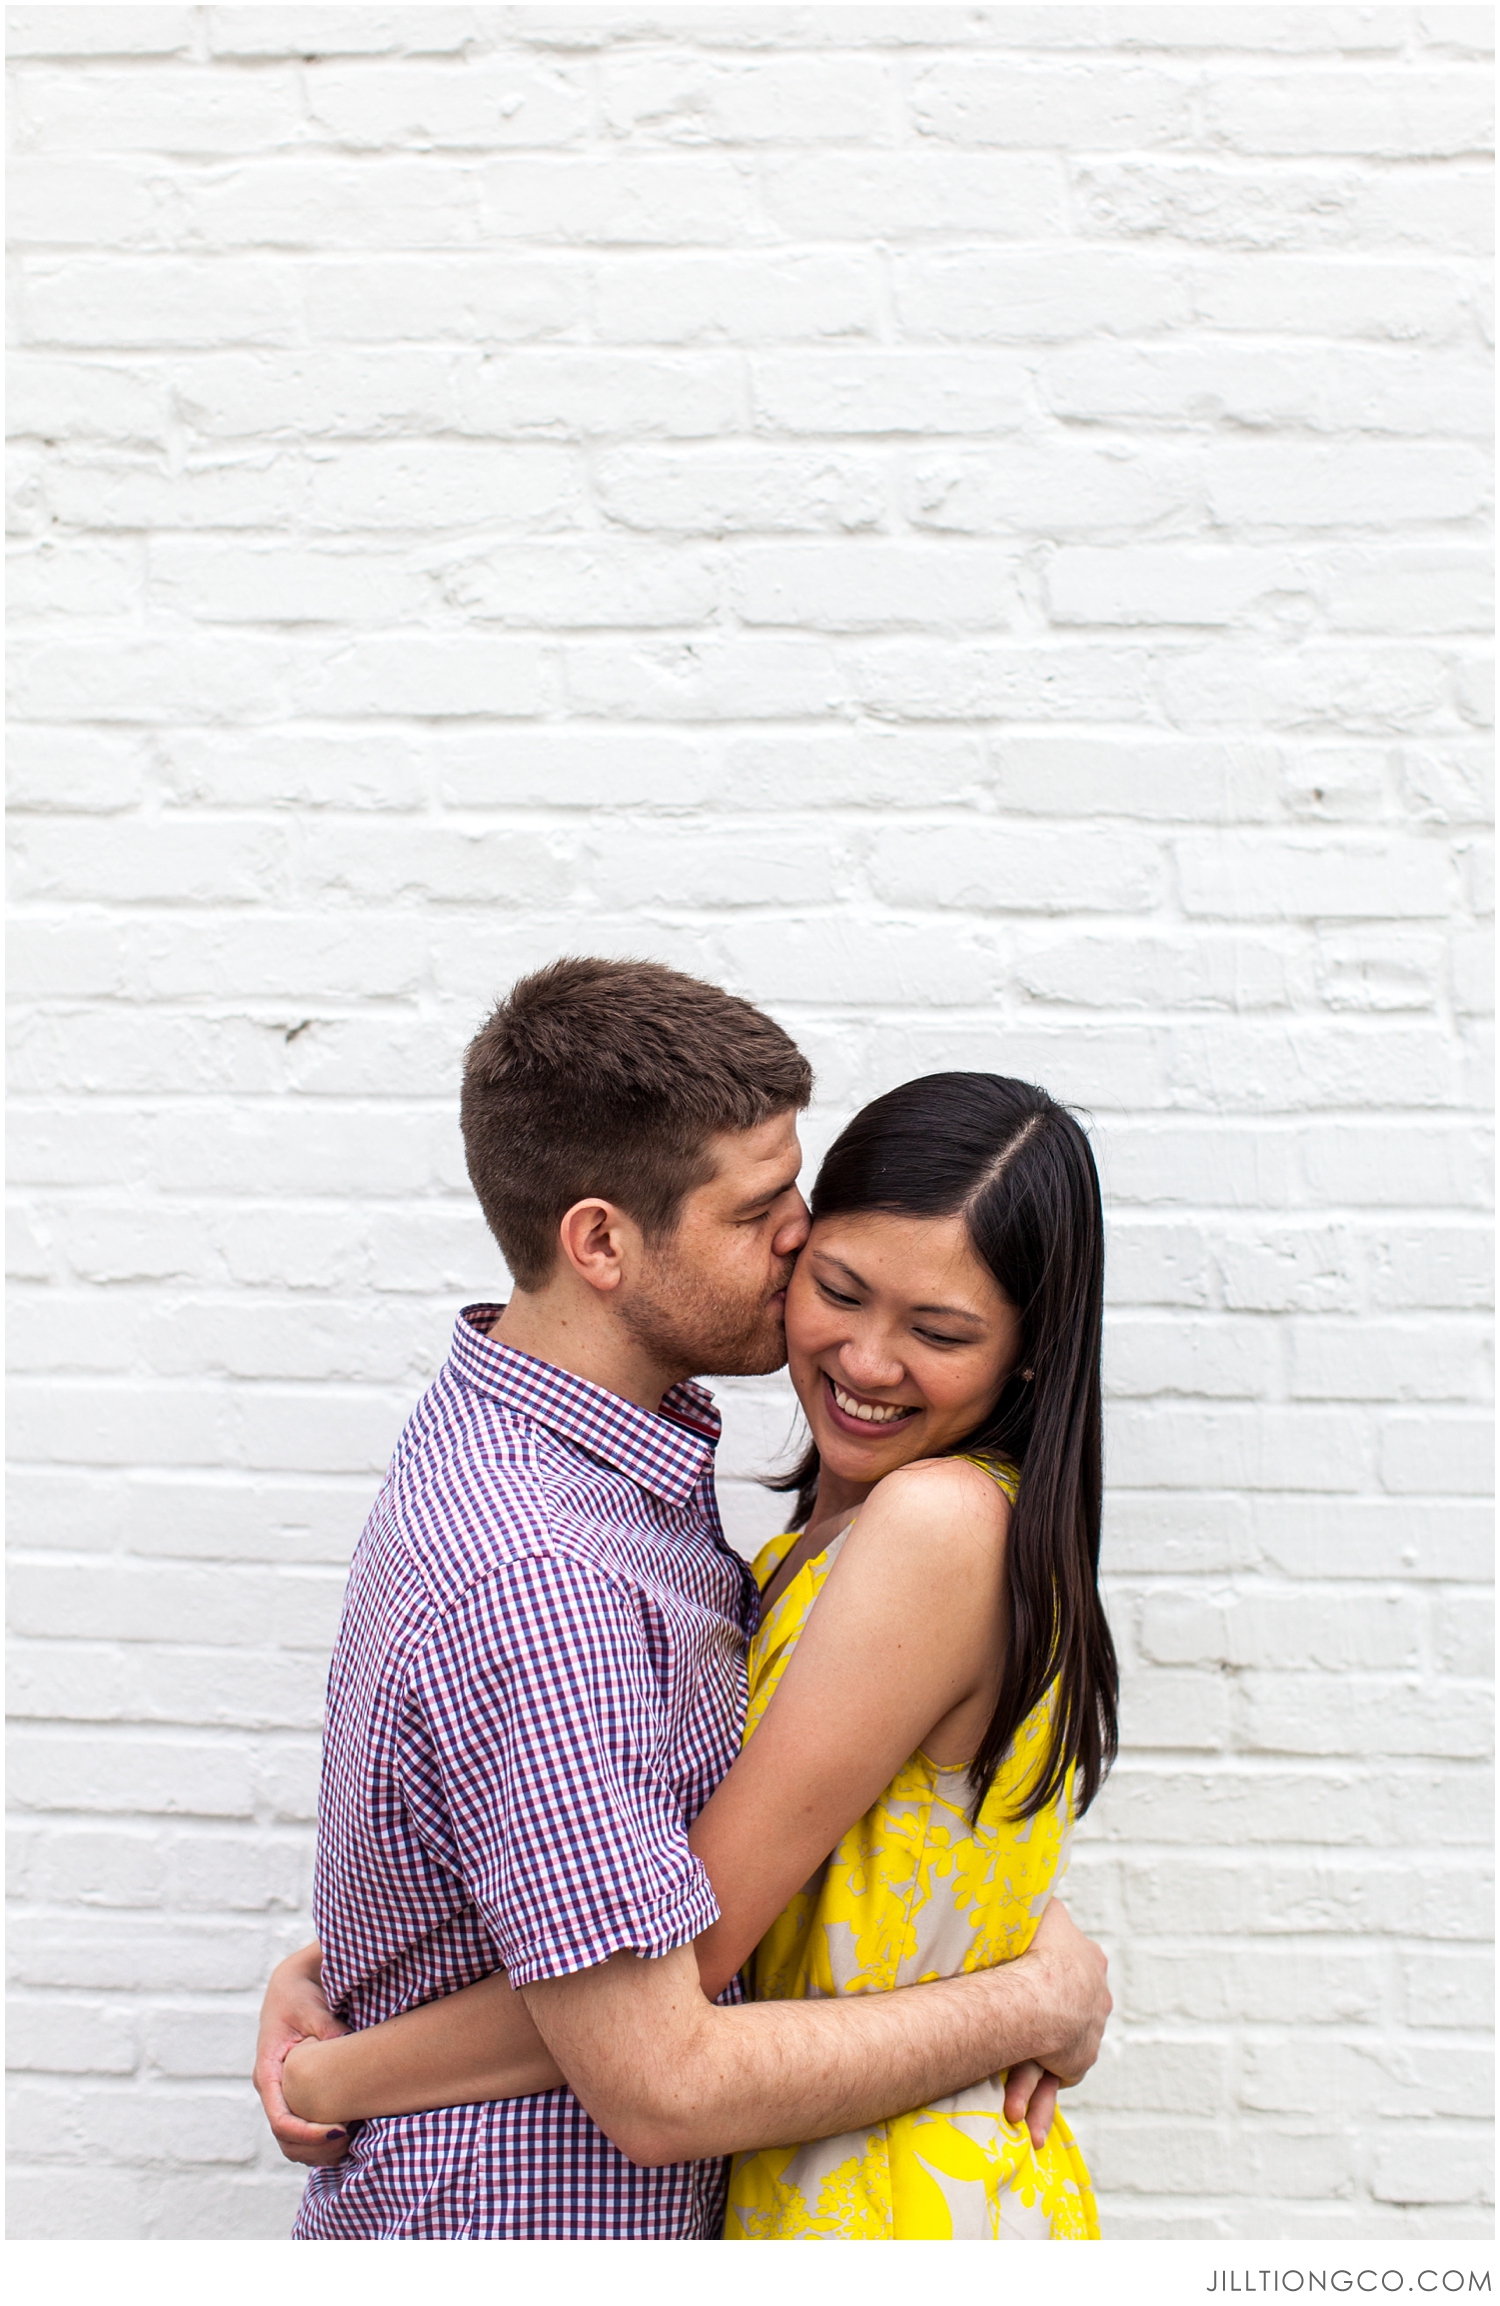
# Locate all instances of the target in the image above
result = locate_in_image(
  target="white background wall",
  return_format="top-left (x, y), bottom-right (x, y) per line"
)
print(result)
top-left (7, 0), bottom-right (1493, 2244)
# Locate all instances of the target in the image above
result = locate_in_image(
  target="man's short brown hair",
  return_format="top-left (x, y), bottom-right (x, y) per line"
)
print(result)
top-left (461, 957), bottom-right (813, 1290)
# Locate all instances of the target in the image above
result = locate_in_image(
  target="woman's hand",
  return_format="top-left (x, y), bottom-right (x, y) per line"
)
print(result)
top-left (1003, 2059), bottom-right (1062, 2152)
top-left (252, 1942), bottom-right (352, 2167)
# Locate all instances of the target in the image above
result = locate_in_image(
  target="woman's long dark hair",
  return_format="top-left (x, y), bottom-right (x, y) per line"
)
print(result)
top-left (767, 1072), bottom-right (1118, 1823)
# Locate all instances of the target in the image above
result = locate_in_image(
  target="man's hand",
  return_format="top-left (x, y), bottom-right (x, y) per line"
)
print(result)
top-left (994, 1902), bottom-right (1110, 2152)
top-left (1003, 2060), bottom-right (1062, 2151)
top-left (1011, 1898), bottom-right (1111, 2088)
top-left (253, 1942), bottom-right (352, 2167)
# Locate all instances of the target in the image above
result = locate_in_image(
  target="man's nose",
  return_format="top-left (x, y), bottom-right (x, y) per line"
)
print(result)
top-left (772, 1196), bottom-right (810, 1257)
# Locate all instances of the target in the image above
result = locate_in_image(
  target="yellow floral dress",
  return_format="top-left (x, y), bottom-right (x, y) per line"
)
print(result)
top-left (724, 1462), bottom-right (1099, 2242)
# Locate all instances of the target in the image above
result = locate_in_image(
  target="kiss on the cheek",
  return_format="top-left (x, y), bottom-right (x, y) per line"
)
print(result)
top-left (263, 961), bottom-right (1114, 2246)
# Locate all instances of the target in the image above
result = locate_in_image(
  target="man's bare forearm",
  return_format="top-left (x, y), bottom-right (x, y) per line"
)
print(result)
top-left (522, 1906), bottom-right (1108, 2168)
top-left (678, 1961), bottom-right (1054, 2161)
top-left (287, 1943), bottom-right (1048, 2137)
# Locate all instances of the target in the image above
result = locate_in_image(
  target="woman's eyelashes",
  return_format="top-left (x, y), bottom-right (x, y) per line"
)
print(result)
top-left (814, 1280), bottom-right (970, 1352)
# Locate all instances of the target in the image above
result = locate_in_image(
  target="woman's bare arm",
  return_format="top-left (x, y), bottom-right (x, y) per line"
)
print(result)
top-left (690, 1456), bottom-right (1008, 1996)
top-left (284, 1460), bottom-right (1011, 2126)
top-left (283, 1967), bottom-right (563, 2125)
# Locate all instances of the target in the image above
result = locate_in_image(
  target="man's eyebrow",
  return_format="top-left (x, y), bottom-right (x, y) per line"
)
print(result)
top-left (730, 1168), bottom-right (801, 1217)
top-left (814, 1249), bottom-right (987, 1326)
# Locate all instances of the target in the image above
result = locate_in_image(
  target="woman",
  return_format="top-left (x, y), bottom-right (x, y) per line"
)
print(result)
top-left (276, 1072), bottom-right (1118, 2240)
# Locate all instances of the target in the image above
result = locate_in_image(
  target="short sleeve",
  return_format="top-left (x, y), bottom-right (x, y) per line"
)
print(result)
top-left (403, 1552), bottom-right (721, 1987)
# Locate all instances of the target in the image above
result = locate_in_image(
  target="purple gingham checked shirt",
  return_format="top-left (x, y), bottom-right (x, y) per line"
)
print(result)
top-left (293, 1307), bottom-right (758, 2240)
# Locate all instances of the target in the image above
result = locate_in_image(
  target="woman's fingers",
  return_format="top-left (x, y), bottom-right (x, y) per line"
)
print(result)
top-left (252, 2031), bottom-right (353, 2165)
top-left (252, 1946), bottom-right (353, 2165)
top-left (259, 1945), bottom-right (341, 2047)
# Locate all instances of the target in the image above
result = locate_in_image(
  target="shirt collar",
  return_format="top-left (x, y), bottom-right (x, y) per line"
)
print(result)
top-left (450, 1305), bottom-right (721, 1508)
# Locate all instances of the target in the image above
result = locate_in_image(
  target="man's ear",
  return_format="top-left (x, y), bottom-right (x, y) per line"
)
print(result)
top-left (555, 1198), bottom-right (633, 1294)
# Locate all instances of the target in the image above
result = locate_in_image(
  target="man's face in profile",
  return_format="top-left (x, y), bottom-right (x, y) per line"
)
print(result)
top-left (618, 1110), bottom-right (810, 1378)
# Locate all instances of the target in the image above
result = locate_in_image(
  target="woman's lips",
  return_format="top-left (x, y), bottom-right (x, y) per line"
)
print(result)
top-left (821, 1370), bottom-right (920, 1438)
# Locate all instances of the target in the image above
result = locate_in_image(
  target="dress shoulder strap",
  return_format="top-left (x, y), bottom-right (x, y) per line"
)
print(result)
top-left (959, 1453), bottom-right (1021, 1504)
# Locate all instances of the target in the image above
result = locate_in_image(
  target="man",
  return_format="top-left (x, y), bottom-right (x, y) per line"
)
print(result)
top-left (255, 957), bottom-right (1111, 2239)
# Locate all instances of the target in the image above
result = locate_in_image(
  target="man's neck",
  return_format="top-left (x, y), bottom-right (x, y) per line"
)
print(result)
top-left (489, 1288), bottom-right (689, 1415)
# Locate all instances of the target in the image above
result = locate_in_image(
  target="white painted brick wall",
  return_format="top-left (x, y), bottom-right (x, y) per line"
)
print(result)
top-left (6, 0), bottom-right (1492, 2245)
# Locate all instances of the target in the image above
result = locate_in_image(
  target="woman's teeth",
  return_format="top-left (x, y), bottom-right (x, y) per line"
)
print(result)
top-left (829, 1380), bottom-right (914, 1426)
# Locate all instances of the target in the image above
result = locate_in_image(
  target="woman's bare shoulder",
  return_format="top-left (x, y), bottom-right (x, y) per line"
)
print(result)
top-left (877, 1451), bottom-right (1013, 1509)
top-left (844, 1452), bottom-right (1012, 1567)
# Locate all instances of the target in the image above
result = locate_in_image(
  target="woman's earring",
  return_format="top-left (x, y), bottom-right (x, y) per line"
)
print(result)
top-left (1020, 1368), bottom-right (1034, 1382)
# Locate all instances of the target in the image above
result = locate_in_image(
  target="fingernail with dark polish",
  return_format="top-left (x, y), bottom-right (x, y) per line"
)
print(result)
top-left (325, 2128), bottom-right (346, 2140)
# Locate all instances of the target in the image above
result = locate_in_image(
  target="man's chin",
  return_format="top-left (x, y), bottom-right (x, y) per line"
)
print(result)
top-left (697, 1320), bottom-right (790, 1381)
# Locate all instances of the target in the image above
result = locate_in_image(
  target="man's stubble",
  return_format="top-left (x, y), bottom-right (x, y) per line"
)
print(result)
top-left (619, 1244), bottom-right (796, 1380)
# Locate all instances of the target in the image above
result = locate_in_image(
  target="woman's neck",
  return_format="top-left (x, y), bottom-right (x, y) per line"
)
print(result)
top-left (806, 1466), bottom-right (876, 1539)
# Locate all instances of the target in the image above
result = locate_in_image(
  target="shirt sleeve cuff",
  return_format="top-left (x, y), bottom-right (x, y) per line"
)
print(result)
top-left (493, 1861), bottom-right (722, 1990)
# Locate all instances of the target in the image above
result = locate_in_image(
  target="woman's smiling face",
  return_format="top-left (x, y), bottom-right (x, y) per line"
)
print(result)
top-left (784, 1208), bottom-right (1023, 1489)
